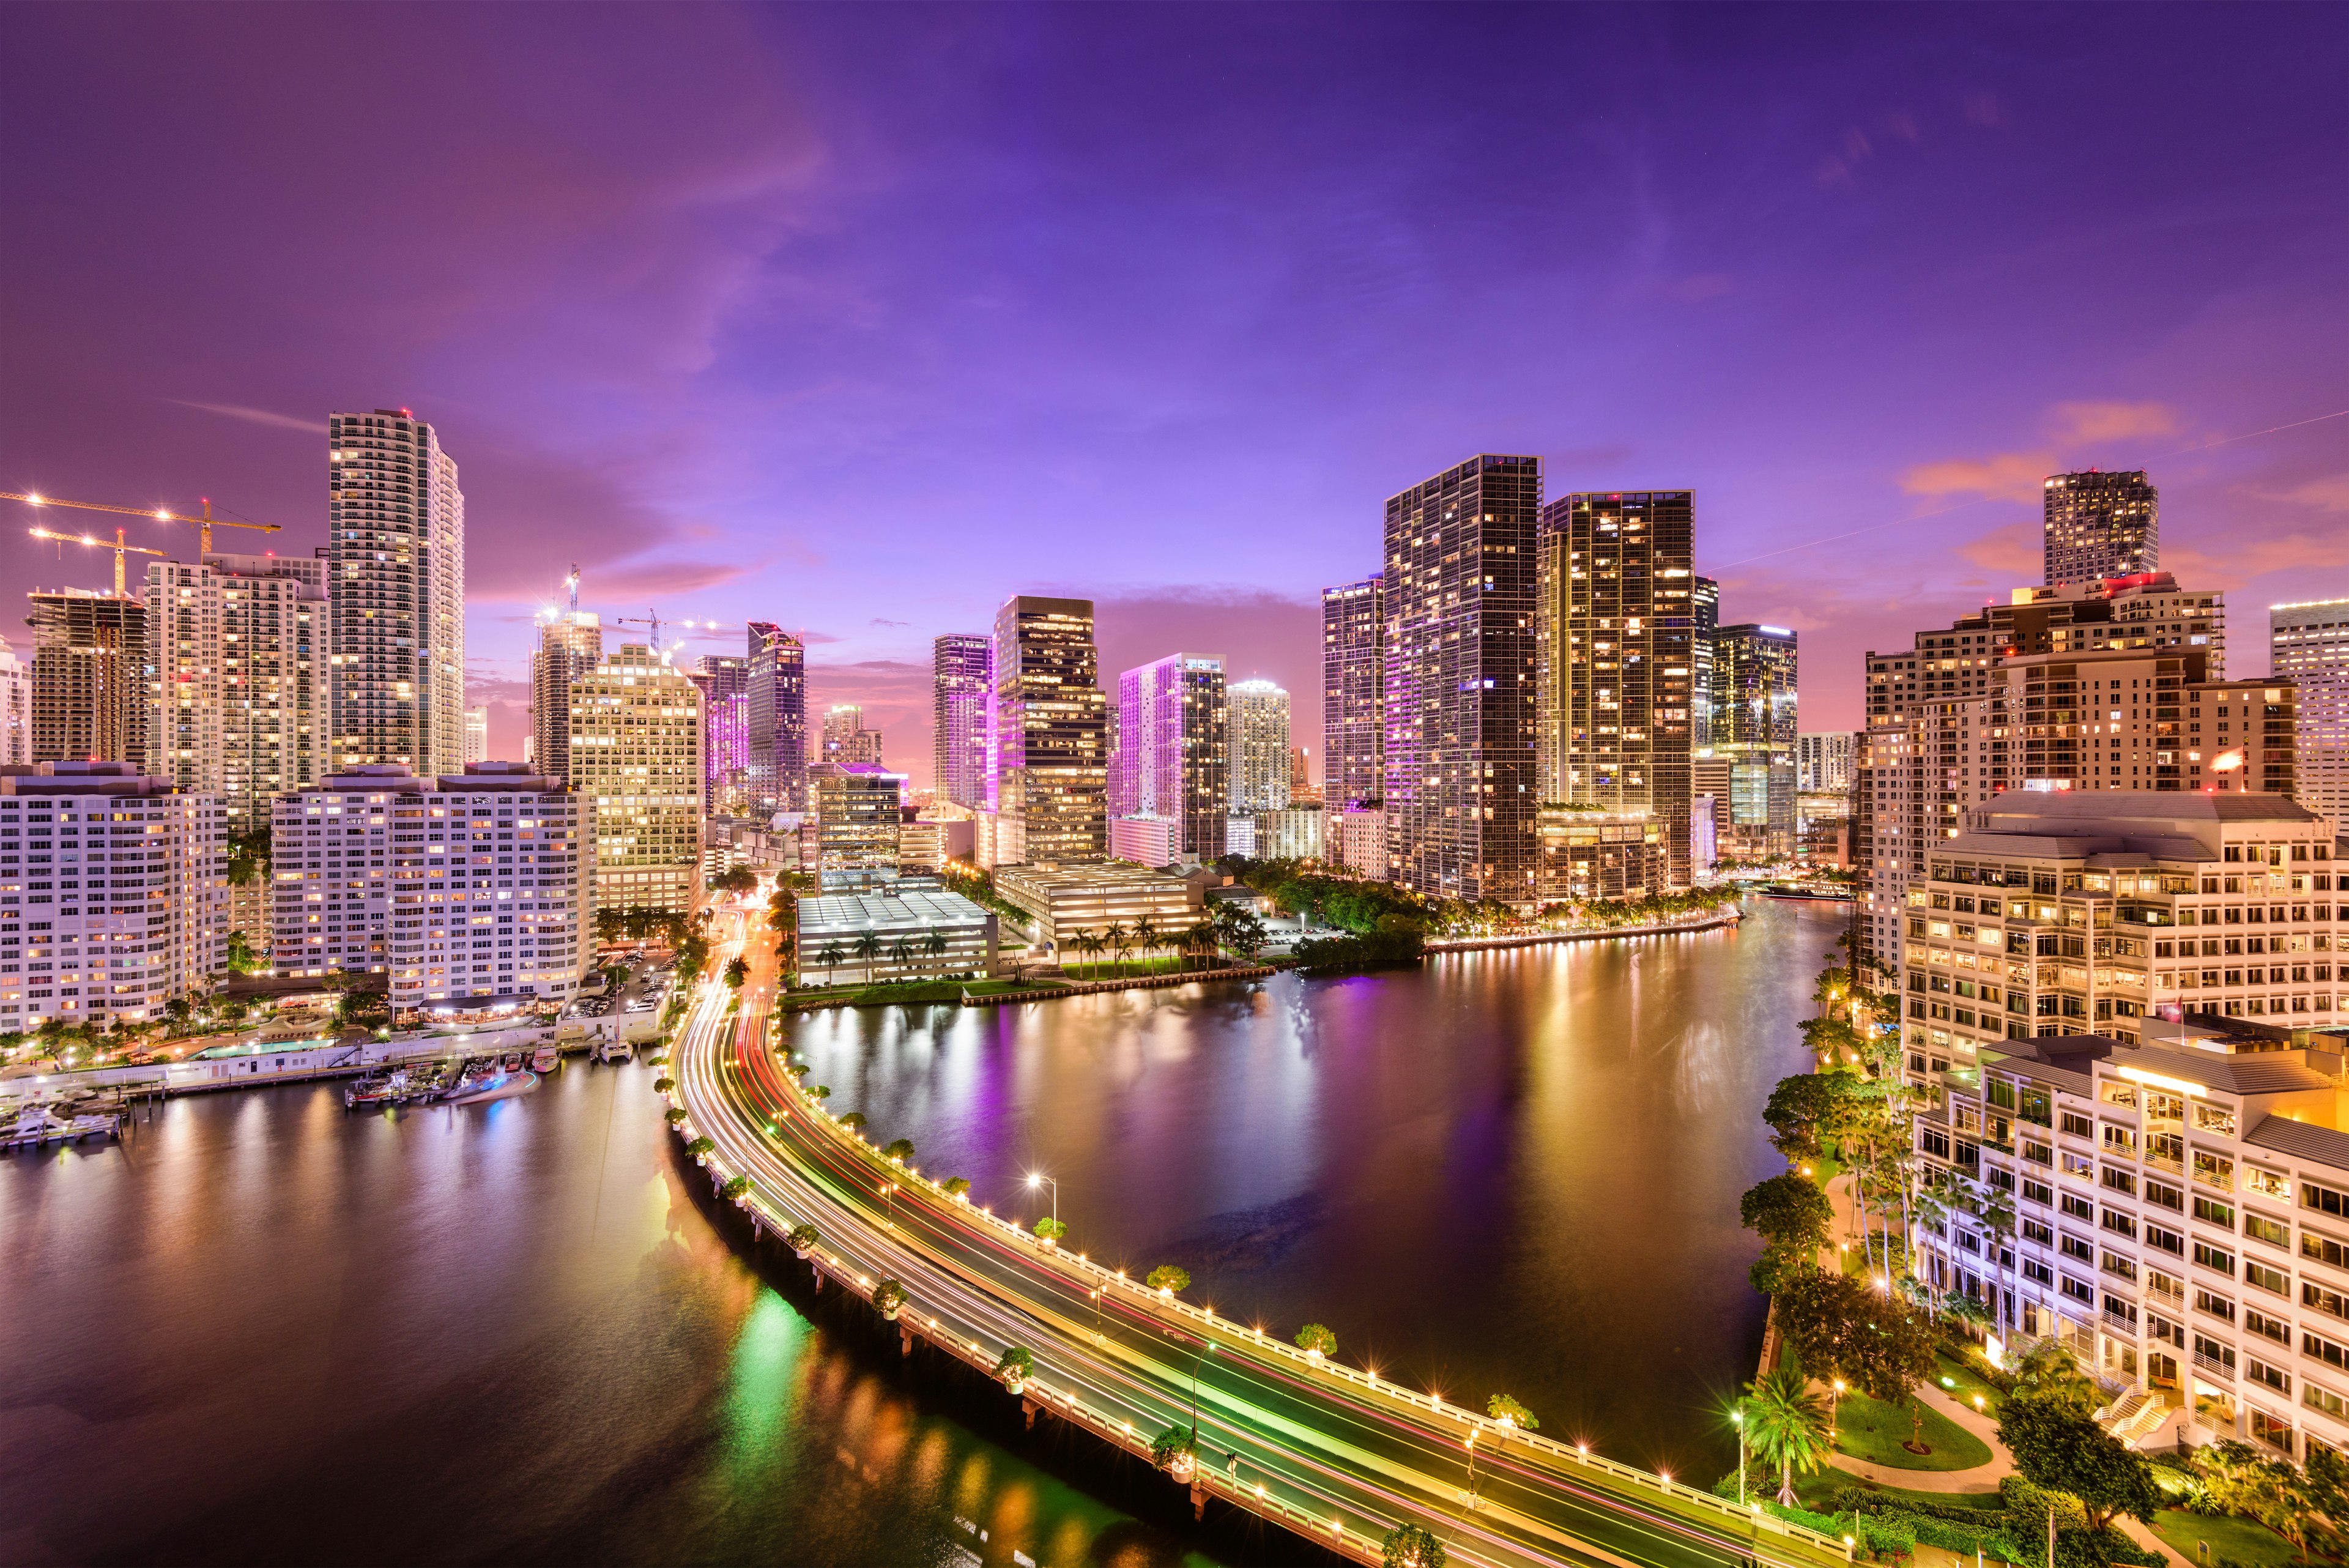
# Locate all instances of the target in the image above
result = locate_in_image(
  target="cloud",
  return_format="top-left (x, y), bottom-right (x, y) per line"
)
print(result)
top-left (168, 399), bottom-right (328, 434)
top-left (2162, 532), bottom-right (2349, 590)
top-left (1962, 91), bottom-right (2006, 128)
top-left (2047, 401), bottom-right (2180, 444)
top-left (1899, 452), bottom-right (2051, 503)
top-left (1955, 520), bottom-right (2040, 575)
top-left (2255, 474), bottom-right (2349, 513)
top-left (869, 616), bottom-right (910, 628)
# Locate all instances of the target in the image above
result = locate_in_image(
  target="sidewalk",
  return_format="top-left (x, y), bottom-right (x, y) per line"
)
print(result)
top-left (1829, 1381), bottom-right (2013, 1495)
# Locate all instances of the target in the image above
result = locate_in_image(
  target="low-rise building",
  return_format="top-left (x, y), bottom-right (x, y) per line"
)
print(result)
top-left (812, 763), bottom-right (905, 886)
top-left (0, 761), bottom-right (228, 1030)
top-left (992, 862), bottom-right (1201, 952)
top-left (1223, 815), bottom-right (1256, 859)
top-left (1535, 806), bottom-right (1668, 901)
top-left (1255, 804), bottom-right (1324, 863)
top-left (272, 762), bottom-right (590, 1013)
top-left (1919, 1019), bottom-right (2349, 1464)
top-left (1108, 814), bottom-right (1179, 869)
top-left (797, 885), bottom-right (996, 983)
top-left (900, 816), bottom-right (976, 871)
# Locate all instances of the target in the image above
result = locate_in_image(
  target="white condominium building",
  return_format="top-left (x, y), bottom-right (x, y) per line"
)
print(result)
top-left (2273, 599), bottom-right (2348, 830)
top-left (0, 641), bottom-right (29, 767)
top-left (327, 409), bottom-right (466, 775)
top-left (272, 763), bottom-right (589, 1010)
top-left (0, 762), bottom-right (228, 1031)
top-left (1226, 678), bottom-right (1291, 814)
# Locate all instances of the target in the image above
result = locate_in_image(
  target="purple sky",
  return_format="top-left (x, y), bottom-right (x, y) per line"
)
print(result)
top-left (4, 4), bottom-right (2344, 785)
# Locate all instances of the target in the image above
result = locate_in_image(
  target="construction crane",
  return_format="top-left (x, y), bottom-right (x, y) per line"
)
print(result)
top-left (29, 526), bottom-right (166, 596)
top-left (616, 611), bottom-right (738, 660)
top-left (4, 490), bottom-right (282, 555)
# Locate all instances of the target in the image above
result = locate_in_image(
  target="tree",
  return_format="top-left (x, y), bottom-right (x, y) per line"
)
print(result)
top-left (993, 1346), bottom-right (1034, 1386)
top-left (1211, 901), bottom-right (1268, 960)
top-left (1741, 1366), bottom-right (1831, 1504)
top-left (1485, 1393), bottom-right (1536, 1431)
top-left (1381, 1522), bottom-right (1445, 1568)
top-left (711, 864), bottom-right (757, 895)
top-left (595, 907), bottom-right (626, 943)
top-left (1762, 1072), bottom-right (1849, 1165)
top-left (852, 931), bottom-right (881, 983)
top-left (816, 942), bottom-right (846, 985)
top-left (1104, 921), bottom-right (1130, 969)
top-left (2008, 1337), bottom-right (2100, 1414)
top-left (223, 930), bottom-right (263, 976)
top-left (1132, 913), bottom-right (1160, 971)
top-left (1146, 1264), bottom-right (1190, 1295)
top-left (943, 1176), bottom-right (971, 1199)
top-left (786, 1223), bottom-right (820, 1254)
top-left (882, 1137), bottom-right (915, 1164)
top-left (225, 826), bottom-right (272, 887)
top-left (1973, 1184), bottom-right (2019, 1333)
top-left (1740, 1172), bottom-right (1833, 1256)
top-left (721, 1175), bottom-right (750, 1200)
top-left (1771, 1265), bottom-right (1938, 1411)
top-left (685, 1136), bottom-right (715, 1157)
top-left (1033, 1217), bottom-right (1066, 1243)
top-left (722, 956), bottom-right (748, 990)
top-left (839, 1111), bottom-right (867, 1132)
top-left (1294, 1323), bottom-right (1337, 1358)
top-left (923, 930), bottom-right (948, 972)
top-left (1149, 1423), bottom-right (1197, 1473)
top-left (872, 1277), bottom-right (908, 1317)
top-left (1996, 1389), bottom-right (2161, 1530)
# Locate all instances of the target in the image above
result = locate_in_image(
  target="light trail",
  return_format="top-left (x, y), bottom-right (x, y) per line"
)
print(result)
top-left (671, 904), bottom-right (1845, 1568)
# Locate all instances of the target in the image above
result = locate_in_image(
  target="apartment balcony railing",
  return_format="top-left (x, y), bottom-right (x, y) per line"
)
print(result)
top-left (2150, 1287), bottom-right (2186, 1312)
top-left (2145, 1152), bottom-right (2183, 1175)
top-left (2191, 1351), bottom-right (2235, 1382)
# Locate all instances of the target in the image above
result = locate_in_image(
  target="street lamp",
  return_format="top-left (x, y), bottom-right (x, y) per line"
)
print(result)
top-left (1026, 1169), bottom-right (1058, 1230)
top-left (1731, 1405), bottom-right (1746, 1507)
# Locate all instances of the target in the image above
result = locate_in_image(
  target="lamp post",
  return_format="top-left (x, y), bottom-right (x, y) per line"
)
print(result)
top-left (1731, 1405), bottom-right (1746, 1507)
top-left (879, 1180), bottom-right (899, 1225)
top-left (1026, 1170), bottom-right (1058, 1230)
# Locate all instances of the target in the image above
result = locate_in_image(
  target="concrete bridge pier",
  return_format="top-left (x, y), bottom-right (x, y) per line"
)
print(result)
top-left (1190, 1482), bottom-right (1207, 1521)
top-left (900, 1326), bottom-right (914, 1358)
top-left (1021, 1397), bottom-right (1038, 1430)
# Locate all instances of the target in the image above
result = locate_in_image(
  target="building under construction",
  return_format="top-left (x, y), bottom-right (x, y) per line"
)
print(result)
top-left (29, 589), bottom-right (147, 764)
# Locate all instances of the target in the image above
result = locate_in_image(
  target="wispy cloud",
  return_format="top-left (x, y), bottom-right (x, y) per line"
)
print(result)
top-left (1901, 452), bottom-right (2050, 503)
top-left (1954, 520), bottom-right (2040, 575)
top-left (168, 399), bottom-right (326, 434)
top-left (2047, 401), bottom-right (2180, 444)
top-left (2254, 474), bottom-right (2349, 513)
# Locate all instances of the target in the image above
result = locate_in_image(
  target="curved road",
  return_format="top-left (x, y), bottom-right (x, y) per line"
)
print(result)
top-left (673, 901), bottom-right (1841, 1568)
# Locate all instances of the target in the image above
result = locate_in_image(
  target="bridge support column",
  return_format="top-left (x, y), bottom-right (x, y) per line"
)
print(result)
top-left (811, 1269), bottom-right (822, 1294)
top-left (900, 1326), bottom-right (913, 1358)
top-left (1189, 1482), bottom-right (1206, 1521)
top-left (1021, 1397), bottom-right (1037, 1430)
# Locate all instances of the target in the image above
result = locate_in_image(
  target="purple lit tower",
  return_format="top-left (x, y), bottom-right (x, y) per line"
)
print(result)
top-left (1111, 651), bottom-right (1226, 863)
top-left (694, 653), bottom-right (751, 815)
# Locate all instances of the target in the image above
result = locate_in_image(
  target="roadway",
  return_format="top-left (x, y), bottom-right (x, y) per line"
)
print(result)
top-left (674, 899), bottom-right (1841, 1568)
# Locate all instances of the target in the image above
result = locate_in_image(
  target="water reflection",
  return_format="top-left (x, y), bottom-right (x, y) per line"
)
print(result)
top-left (788, 901), bottom-right (1836, 1481)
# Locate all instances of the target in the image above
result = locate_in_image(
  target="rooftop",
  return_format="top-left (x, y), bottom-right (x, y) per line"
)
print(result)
top-left (800, 887), bottom-right (990, 935)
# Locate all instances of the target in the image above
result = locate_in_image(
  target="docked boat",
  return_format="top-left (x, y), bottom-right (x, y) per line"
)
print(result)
top-left (596, 1039), bottom-right (632, 1065)
top-left (531, 1044), bottom-right (559, 1072)
top-left (442, 1069), bottom-right (538, 1106)
top-left (1757, 882), bottom-right (1855, 902)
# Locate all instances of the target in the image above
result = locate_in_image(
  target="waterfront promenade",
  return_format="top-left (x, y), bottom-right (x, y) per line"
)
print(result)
top-left (674, 900), bottom-right (1844, 1568)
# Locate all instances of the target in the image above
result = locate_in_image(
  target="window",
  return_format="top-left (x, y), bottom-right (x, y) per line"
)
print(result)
top-left (2306, 1329), bottom-right (2349, 1373)
top-left (2307, 1180), bottom-right (2349, 1219)
top-left (2060, 1110), bottom-right (2095, 1139)
top-left (2022, 1258), bottom-right (2054, 1286)
top-left (2101, 1209), bottom-right (2137, 1240)
top-left (2061, 1234), bottom-right (2095, 1263)
top-left (2061, 1193), bottom-right (2096, 1223)
top-left (2195, 1196), bottom-right (2236, 1230)
top-left (2304, 1231), bottom-right (2349, 1271)
top-left (2306, 1282), bottom-right (2349, 1323)
top-left (2102, 1167), bottom-right (2137, 1198)
top-left (2247, 1358), bottom-right (2290, 1395)
top-left (2245, 1213), bottom-right (2291, 1250)
top-left (2146, 1179), bottom-right (2185, 1212)
top-left (2147, 1223), bottom-right (2185, 1256)
top-left (2195, 1241), bottom-right (2236, 1275)
top-left (2307, 1383), bottom-right (2347, 1421)
top-left (2197, 1288), bottom-right (2237, 1322)
top-left (2246, 1307), bottom-right (2291, 1345)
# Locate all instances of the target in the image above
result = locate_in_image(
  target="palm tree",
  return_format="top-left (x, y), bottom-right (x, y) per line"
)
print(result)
top-left (1132, 914), bottom-right (1160, 974)
top-left (923, 930), bottom-right (948, 974)
top-left (1973, 1183), bottom-right (2019, 1337)
top-left (853, 931), bottom-right (882, 984)
top-left (888, 936), bottom-right (913, 977)
top-left (1742, 1367), bottom-right (1831, 1505)
top-left (1074, 928), bottom-right (1105, 977)
top-left (816, 942), bottom-right (846, 986)
top-left (1103, 921), bottom-right (1130, 972)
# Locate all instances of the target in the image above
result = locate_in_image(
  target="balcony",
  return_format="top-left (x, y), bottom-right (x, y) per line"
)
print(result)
top-left (2191, 1351), bottom-right (2235, 1383)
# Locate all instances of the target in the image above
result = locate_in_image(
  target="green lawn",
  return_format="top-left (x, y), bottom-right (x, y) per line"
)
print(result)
top-left (2150, 1507), bottom-right (2298, 1567)
top-left (1929, 1350), bottom-right (2006, 1416)
top-left (1793, 1468), bottom-right (2004, 1514)
top-left (963, 978), bottom-right (1067, 996)
top-left (1830, 1390), bottom-right (1991, 1471)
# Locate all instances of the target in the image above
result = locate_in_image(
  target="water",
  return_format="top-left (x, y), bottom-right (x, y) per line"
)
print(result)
top-left (0, 899), bottom-right (1833, 1565)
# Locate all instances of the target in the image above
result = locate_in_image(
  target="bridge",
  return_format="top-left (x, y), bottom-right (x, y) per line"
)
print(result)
top-left (670, 902), bottom-right (1847, 1568)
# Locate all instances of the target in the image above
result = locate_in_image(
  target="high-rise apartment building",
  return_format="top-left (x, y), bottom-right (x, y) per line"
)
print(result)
top-left (1383, 454), bottom-right (1542, 903)
top-left (1226, 678), bottom-right (1291, 814)
top-left (271, 762), bottom-right (588, 1011)
top-left (2271, 599), bottom-right (2347, 827)
top-left (933, 633), bottom-right (992, 811)
top-left (821, 705), bottom-right (884, 766)
top-left (1797, 732), bottom-right (1857, 793)
top-left (1111, 652), bottom-right (1227, 863)
top-left (1290, 745), bottom-right (1318, 806)
top-left (1690, 575), bottom-right (1720, 740)
top-left (0, 642), bottom-right (27, 767)
top-left (1712, 624), bottom-right (1799, 860)
top-left (1533, 490), bottom-right (1698, 885)
top-left (326, 409), bottom-right (465, 773)
top-left (0, 762), bottom-right (228, 1032)
top-left (992, 595), bottom-right (1108, 866)
top-left (1856, 573), bottom-right (2236, 965)
top-left (1320, 576), bottom-right (1384, 810)
top-left (692, 654), bottom-right (751, 816)
top-left (464, 707), bottom-right (488, 765)
top-left (746, 622), bottom-right (808, 814)
top-left (141, 552), bottom-right (328, 825)
top-left (570, 644), bottom-right (703, 913)
top-left (811, 762), bottom-right (905, 886)
top-left (28, 589), bottom-right (147, 765)
top-left (2044, 469), bottom-right (2158, 586)
top-left (530, 611), bottom-right (603, 784)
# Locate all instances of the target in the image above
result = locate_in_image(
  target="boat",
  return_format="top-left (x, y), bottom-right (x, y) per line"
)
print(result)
top-left (531, 1044), bottom-right (559, 1072)
top-left (1756, 882), bottom-right (1855, 902)
top-left (596, 1039), bottom-right (632, 1065)
top-left (442, 1069), bottom-right (538, 1106)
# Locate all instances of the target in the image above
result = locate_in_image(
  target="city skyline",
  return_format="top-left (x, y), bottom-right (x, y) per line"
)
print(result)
top-left (3, 7), bottom-right (2342, 789)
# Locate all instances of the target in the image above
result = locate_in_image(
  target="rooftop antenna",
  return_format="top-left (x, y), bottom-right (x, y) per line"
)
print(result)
top-left (566, 563), bottom-right (580, 613)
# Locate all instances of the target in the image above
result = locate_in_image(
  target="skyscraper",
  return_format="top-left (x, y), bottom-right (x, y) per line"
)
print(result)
top-left (570, 644), bottom-right (703, 913)
top-left (2271, 597), bottom-right (2347, 826)
top-left (141, 551), bottom-right (328, 825)
top-left (326, 409), bottom-right (465, 772)
top-left (1382, 453), bottom-right (1542, 902)
top-left (1712, 624), bottom-right (1798, 859)
top-left (1690, 574), bottom-right (1720, 743)
top-left (821, 705), bottom-right (884, 765)
top-left (1113, 651), bottom-right (1227, 863)
top-left (1320, 576), bottom-right (1384, 809)
top-left (530, 611), bottom-right (603, 783)
top-left (992, 595), bottom-right (1108, 866)
top-left (464, 707), bottom-right (489, 764)
top-left (933, 633), bottom-right (991, 811)
top-left (0, 641), bottom-right (27, 767)
top-left (1797, 732), bottom-right (1857, 793)
top-left (28, 589), bottom-right (147, 765)
top-left (2043, 469), bottom-right (2157, 586)
top-left (746, 622), bottom-right (807, 814)
top-left (693, 653), bottom-right (751, 816)
top-left (1226, 678), bottom-right (1291, 813)
top-left (1533, 490), bottom-right (1697, 885)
